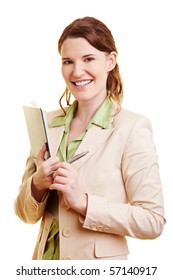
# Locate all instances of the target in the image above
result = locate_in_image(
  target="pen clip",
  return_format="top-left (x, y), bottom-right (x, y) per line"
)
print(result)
top-left (67, 151), bottom-right (89, 164)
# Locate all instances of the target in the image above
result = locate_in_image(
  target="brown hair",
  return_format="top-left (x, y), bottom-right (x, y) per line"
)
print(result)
top-left (58, 16), bottom-right (123, 112)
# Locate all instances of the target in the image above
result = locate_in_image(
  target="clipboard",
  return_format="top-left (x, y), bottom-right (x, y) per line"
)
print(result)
top-left (23, 105), bottom-right (50, 159)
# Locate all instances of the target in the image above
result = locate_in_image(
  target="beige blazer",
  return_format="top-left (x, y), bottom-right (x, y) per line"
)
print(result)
top-left (14, 102), bottom-right (165, 260)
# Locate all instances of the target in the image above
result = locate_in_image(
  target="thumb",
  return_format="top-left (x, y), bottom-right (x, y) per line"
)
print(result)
top-left (36, 143), bottom-right (47, 163)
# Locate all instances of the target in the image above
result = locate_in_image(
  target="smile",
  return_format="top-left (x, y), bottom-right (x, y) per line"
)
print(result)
top-left (73, 80), bottom-right (92, 86)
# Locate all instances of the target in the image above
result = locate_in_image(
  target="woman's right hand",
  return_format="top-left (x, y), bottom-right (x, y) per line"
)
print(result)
top-left (31, 143), bottom-right (60, 202)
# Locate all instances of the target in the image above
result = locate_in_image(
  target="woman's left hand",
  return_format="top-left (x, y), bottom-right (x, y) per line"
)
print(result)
top-left (49, 162), bottom-right (87, 216)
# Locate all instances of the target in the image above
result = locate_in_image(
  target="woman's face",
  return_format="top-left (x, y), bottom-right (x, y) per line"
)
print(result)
top-left (60, 37), bottom-right (116, 104)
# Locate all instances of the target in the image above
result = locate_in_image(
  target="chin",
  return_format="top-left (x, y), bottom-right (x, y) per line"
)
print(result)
top-left (75, 95), bottom-right (94, 102)
top-left (72, 92), bottom-right (92, 101)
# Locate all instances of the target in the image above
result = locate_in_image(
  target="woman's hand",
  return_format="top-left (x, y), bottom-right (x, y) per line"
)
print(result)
top-left (31, 144), bottom-right (60, 202)
top-left (50, 161), bottom-right (87, 216)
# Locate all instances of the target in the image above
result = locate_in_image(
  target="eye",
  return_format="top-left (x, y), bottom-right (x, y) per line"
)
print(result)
top-left (84, 57), bottom-right (94, 62)
top-left (63, 60), bottom-right (73, 65)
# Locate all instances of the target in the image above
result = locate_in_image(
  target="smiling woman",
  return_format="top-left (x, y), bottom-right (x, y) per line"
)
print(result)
top-left (14, 16), bottom-right (165, 260)
top-left (60, 37), bottom-right (116, 107)
top-left (58, 17), bottom-right (123, 113)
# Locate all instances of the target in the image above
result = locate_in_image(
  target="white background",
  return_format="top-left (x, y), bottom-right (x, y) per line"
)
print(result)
top-left (0, 0), bottom-right (173, 278)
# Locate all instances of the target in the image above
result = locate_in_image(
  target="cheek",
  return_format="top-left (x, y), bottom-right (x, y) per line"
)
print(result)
top-left (94, 61), bottom-right (109, 76)
top-left (61, 68), bottom-right (66, 80)
top-left (61, 67), bottom-right (69, 81)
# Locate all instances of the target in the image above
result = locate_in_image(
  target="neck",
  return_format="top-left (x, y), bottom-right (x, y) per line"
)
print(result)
top-left (74, 95), bottom-right (106, 123)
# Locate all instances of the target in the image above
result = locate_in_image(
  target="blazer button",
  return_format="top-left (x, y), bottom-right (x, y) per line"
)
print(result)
top-left (90, 222), bottom-right (97, 230)
top-left (103, 226), bottom-right (110, 232)
top-left (63, 256), bottom-right (72, 260)
top-left (62, 227), bottom-right (71, 237)
top-left (96, 225), bottom-right (103, 231)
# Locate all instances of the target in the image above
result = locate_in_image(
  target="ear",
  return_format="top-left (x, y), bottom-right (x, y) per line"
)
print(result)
top-left (107, 51), bottom-right (117, 71)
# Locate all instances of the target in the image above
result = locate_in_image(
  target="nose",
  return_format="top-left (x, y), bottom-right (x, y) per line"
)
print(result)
top-left (72, 61), bottom-right (85, 77)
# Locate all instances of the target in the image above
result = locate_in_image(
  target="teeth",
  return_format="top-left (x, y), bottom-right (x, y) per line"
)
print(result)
top-left (74, 80), bottom-right (91, 86)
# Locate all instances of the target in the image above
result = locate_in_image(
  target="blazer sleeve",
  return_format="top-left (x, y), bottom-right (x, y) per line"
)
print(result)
top-left (14, 155), bottom-right (50, 224)
top-left (83, 116), bottom-right (166, 239)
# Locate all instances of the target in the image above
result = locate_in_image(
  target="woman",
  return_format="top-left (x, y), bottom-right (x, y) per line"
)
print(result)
top-left (15, 16), bottom-right (165, 260)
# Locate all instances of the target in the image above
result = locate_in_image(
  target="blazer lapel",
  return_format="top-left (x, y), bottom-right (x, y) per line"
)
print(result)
top-left (71, 101), bottom-right (120, 169)
top-left (71, 125), bottom-right (115, 170)
top-left (48, 123), bottom-right (115, 164)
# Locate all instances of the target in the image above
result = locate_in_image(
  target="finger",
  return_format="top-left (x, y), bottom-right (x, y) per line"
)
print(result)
top-left (53, 167), bottom-right (72, 178)
top-left (54, 161), bottom-right (76, 174)
top-left (36, 143), bottom-right (47, 163)
top-left (44, 156), bottom-right (60, 168)
top-left (53, 175), bottom-right (68, 185)
top-left (49, 183), bottom-right (66, 192)
top-left (43, 157), bottom-right (61, 175)
top-left (53, 173), bottom-right (77, 190)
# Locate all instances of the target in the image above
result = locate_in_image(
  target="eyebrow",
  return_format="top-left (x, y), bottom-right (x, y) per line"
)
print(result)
top-left (62, 54), bottom-right (96, 61)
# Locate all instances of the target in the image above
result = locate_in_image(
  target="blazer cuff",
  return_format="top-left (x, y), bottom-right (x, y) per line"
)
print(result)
top-left (29, 176), bottom-right (49, 208)
top-left (83, 193), bottom-right (111, 233)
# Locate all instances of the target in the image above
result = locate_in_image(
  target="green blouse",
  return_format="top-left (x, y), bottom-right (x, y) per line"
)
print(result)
top-left (42, 96), bottom-right (113, 259)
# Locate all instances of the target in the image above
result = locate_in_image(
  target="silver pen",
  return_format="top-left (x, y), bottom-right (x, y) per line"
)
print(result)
top-left (48, 151), bottom-right (89, 176)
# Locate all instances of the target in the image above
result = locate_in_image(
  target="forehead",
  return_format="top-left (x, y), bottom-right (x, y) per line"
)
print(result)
top-left (60, 37), bottom-right (100, 57)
